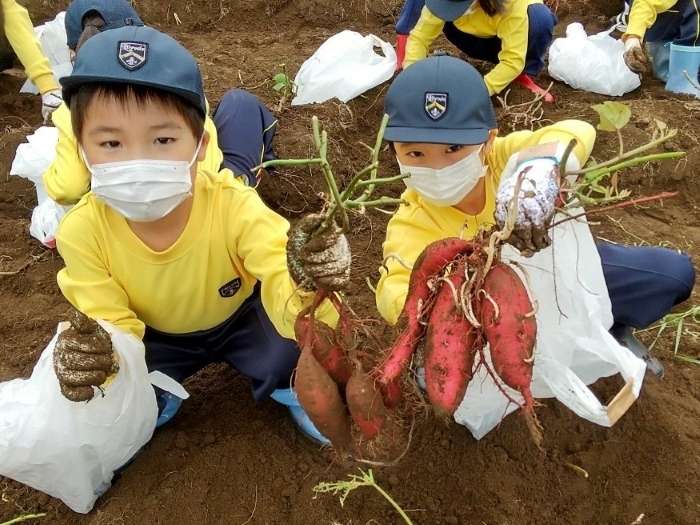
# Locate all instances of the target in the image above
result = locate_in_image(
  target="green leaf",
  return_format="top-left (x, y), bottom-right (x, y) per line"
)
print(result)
top-left (272, 83), bottom-right (285, 92)
top-left (273, 73), bottom-right (288, 85)
top-left (591, 101), bottom-right (631, 132)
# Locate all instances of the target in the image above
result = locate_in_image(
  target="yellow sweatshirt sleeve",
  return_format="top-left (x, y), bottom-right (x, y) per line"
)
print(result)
top-left (492, 119), bottom-right (596, 175)
top-left (1, 0), bottom-right (58, 94)
top-left (625, 0), bottom-right (678, 40)
top-left (230, 188), bottom-right (338, 339)
top-left (42, 105), bottom-right (223, 205)
top-left (404, 7), bottom-right (445, 68)
top-left (56, 201), bottom-right (145, 339)
top-left (375, 197), bottom-right (440, 326)
top-left (42, 103), bottom-right (91, 205)
top-left (484, 6), bottom-right (529, 95)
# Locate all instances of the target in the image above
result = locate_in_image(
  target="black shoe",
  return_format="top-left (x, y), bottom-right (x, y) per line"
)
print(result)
top-left (610, 325), bottom-right (665, 378)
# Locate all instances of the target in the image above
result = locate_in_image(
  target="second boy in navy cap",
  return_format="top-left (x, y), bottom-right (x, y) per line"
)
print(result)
top-left (376, 56), bottom-right (694, 378)
top-left (43, 0), bottom-right (275, 210)
top-left (52, 25), bottom-right (349, 443)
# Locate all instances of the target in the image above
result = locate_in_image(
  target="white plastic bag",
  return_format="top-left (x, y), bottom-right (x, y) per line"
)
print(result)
top-left (0, 322), bottom-right (161, 513)
top-left (548, 23), bottom-right (641, 96)
top-left (10, 126), bottom-right (69, 248)
top-left (454, 212), bottom-right (646, 439)
top-left (20, 12), bottom-right (73, 94)
top-left (292, 30), bottom-right (396, 105)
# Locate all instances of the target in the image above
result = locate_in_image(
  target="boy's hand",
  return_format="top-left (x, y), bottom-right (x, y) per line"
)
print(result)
top-left (287, 214), bottom-right (351, 291)
top-left (623, 37), bottom-right (648, 73)
top-left (496, 143), bottom-right (567, 256)
top-left (41, 89), bottom-right (63, 123)
top-left (53, 310), bottom-right (117, 402)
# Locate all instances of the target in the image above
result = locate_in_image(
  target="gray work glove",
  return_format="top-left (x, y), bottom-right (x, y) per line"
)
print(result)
top-left (53, 310), bottom-right (118, 402)
top-left (287, 214), bottom-right (351, 292)
top-left (495, 142), bottom-right (579, 256)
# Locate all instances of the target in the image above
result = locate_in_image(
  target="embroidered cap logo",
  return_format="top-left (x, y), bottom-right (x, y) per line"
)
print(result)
top-left (425, 92), bottom-right (448, 121)
top-left (118, 41), bottom-right (148, 71)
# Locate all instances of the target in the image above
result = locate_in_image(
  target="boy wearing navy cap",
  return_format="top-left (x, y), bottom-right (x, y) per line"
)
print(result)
top-left (376, 56), bottom-right (694, 377)
top-left (43, 0), bottom-right (275, 208)
top-left (52, 25), bottom-right (349, 442)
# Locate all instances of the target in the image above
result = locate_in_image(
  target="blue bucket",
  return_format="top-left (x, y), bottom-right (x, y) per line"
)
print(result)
top-left (665, 43), bottom-right (700, 97)
top-left (270, 388), bottom-right (331, 445)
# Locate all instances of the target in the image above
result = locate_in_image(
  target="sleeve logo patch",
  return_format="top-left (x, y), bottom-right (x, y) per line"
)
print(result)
top-left (218, 278), bottom-right (242, 298)
top-left (118, 41), bottom-right (148, 71)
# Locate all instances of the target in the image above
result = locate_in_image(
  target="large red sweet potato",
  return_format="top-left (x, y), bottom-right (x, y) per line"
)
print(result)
top-left (346, 367), bottom-right (388, 441)
top-left (377, 238), bottom-right (473, 405)
top-left (294, 344), bottom-right (352, 451)
top-left (424, 260), bottom-right (479, 417)
top-left (294, 315), bottom-right (351, 384)
top-left (480, 262), bottom-right (541, 446)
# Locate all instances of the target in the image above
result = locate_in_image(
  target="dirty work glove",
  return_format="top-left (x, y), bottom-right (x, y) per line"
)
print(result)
top-left (41, 89), bottom-right (63, 123)
top-left (53, 310), bottom-right (117, 402)
top-left (623, 37), bottom-right (649, 73)
top-left (287, 213), bottom-right (351, 292)
top-left (495, 142), bottom-right (580, 257)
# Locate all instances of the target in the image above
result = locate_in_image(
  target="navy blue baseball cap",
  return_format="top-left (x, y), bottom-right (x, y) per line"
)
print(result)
top-left (61, 25), bottom-right (206, 117)
top-left (65, 0), bottom-right (143, 51)
top-left (384, 55), bottom-right (497, 145)
top-left (426, 0), bottom-right (474, 21)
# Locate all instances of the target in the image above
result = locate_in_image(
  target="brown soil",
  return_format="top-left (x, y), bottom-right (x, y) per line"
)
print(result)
top-left (1, 1), bottom-right (699, 524)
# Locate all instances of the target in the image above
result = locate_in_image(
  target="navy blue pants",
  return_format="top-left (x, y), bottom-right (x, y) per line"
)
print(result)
top-left (213, 89), bottom-right (277, 186)
top-left (395, 0), bottom-right (557, 76)
top-left (144, 286), bottom-right (299, 401)
top-left (598, 243), bottom-right (695, 329)
top-left (632, 0), bottom-right (700, 45)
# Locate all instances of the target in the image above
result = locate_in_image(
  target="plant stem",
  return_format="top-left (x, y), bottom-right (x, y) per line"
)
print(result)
top-left (258, 158), bottom-right (324, 168)
top-left (0, 514), bottom-right (47, 525)
top-left (568, 129), bottom-right (678, 175)
top-left (345, 197), bottom-right (406, 208)
top-left (354, 173), bottom-right (410, 187)
top-left (371, 482), bottom-right (414, 525)
top-left (583, 151), bottom-right (685, 182)
top-left (549, 191), bottom-right (679, 229)
top-left (357, 114), bottom-right (390, 203)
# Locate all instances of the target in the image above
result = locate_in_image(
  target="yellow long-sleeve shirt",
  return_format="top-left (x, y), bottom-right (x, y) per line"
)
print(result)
top-left (1, 0), bottom-right (58, 94)
top-left (56, 167), bottom-right (337, 341)
top-left (404, 0), bottom-right (541, 95)
top-left (42, 102), bottom-right (224, 205)
top-left (624, 0), bottom-right (680, 41)
top-left (376, 120), bottom-right (596, 326)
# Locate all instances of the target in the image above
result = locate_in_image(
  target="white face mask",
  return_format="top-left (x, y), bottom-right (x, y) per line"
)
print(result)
top-left (83, 137), bottom-right (203, 222)
top-left (398, 146), bottom-right (487, 207)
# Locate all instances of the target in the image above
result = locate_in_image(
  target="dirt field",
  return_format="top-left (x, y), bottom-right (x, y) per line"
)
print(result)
top-left (1, 0), bottom-right (699, 523)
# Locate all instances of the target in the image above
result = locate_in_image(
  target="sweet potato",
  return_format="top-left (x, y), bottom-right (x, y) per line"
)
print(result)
top-left (377, 238), bottom-right (473, 401)
top-left (294, 315), bottom-right (352, 385)
top-left (294, 344), bottom-right (352, 451)
top-left (346, 367), bottom-right (388, 440)
top-left (480, 262), bottom-right (542, 446)
top-left (424, 260), bottom-right (479, 417)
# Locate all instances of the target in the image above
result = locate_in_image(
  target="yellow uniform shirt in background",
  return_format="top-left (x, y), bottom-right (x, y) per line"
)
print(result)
top-left (42, 102), bottom-right (225, 205)
top-left (375, 120), bottom-right (596, 326)
top-left (1, 0), bottom-right (58, 94)
top-left (404, 0), bottom-right (542, 95)
top-left (624, 0), bottom-right (680, 41)
top-left (56, 168), bottom-right (337, 341)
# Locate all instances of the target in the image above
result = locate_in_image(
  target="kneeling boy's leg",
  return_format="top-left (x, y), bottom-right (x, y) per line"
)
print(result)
top-left (213, 89), bottom-right (277, 186)
top-left (597, 243), bottom-right (695, 329)
top-left (524, 4), bottom-right (557, 76)
top-left (218, 290), bottom-right (299, 401)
